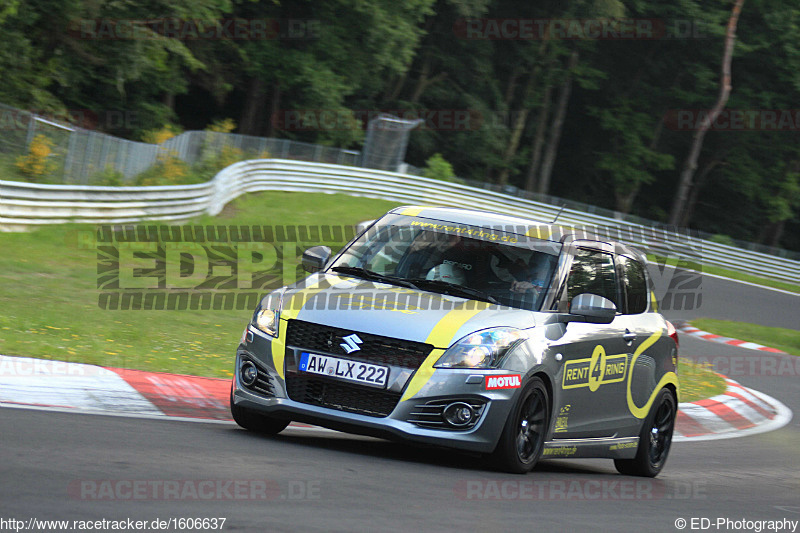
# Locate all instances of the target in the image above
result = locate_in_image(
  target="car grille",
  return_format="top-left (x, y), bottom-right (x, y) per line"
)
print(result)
top-left (285, 319), bottom-right (433, 369)
top-left (407, 399), bottom-right (486, 430)
top-left (285, 373), bottom-right (402, 418)
top-left (241, 357), bottom-right (275, 397)
top-left (283, 320), bottom-right (433, 417)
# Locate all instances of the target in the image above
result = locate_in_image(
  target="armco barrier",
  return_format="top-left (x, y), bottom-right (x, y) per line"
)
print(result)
top-left (1, 159), bottom-right (799, 284)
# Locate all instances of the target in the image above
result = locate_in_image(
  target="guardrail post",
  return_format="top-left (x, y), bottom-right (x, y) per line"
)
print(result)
top-left (25, 115), bottom-right (36, 146)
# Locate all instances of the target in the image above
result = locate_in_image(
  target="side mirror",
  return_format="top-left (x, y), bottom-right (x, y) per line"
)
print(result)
top-left (568, 293), bottom-right (617, 324)
top-left (301, 245), bottom-right (332, 273)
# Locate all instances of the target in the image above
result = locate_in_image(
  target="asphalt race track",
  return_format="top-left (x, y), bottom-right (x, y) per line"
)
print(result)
top-left (1, 267), bottom-right (799, 532)
top-left (650, 266), bottom-right (800, 330)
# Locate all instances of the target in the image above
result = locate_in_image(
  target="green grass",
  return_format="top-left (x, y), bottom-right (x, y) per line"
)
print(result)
top-left (648, 254), bottom-right (800, 294)
top-left (678, 358), bottom-right (727, 403)
top-left (0, 191), bottom-right (400, 378)
top-left (0, 191), bottom-right (729, 402)
top-left (692, 318), bottom-right (800, 357)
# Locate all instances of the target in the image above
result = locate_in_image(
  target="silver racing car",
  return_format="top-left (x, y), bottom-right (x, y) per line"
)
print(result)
top-left (230, 206), bottom-right (679, 476)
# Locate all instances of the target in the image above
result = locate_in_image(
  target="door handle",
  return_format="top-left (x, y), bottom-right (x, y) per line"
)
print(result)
top-left (623, 330), bottom-right (636, 343)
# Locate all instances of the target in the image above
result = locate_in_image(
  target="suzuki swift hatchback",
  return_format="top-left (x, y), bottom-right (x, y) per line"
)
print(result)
top-left (230, 206), bottom-right (679, 476)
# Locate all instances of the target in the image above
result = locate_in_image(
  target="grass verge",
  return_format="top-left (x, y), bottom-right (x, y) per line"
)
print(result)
top-left (691, 318), bottom-right (800, 357)
top-left (0, 192), bottom-right (399, 378)
top-left (677, 358), bottom-right (727, 403)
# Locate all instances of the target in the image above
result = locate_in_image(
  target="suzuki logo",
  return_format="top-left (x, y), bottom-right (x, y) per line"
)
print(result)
top-left (340, 334), bottom-right (363, 354)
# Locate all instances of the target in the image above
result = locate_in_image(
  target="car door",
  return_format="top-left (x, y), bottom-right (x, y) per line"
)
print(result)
top-left (613, 253), bottom-right (672, 435)
top-left (548, 243), bottom-right (632, 439)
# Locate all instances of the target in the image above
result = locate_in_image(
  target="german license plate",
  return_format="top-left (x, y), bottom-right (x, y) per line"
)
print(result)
top-left (299, 352), bottom-right (389, 388)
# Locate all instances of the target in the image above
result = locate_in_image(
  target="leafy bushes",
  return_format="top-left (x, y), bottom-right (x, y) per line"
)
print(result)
top-left (423, 153), bottom-right (457, 182)
top-left (15, 134), bottom-right (57, 181)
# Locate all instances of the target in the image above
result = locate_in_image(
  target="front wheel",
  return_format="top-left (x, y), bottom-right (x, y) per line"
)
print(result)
top-left (491, 377), bottom-right (551, 474)
top-left (614, 387), bottom-right (676, 477)
top-left (230, 387), bottom-right (290, 435)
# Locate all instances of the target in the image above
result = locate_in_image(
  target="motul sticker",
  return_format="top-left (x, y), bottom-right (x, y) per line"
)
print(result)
top-left (485, 374), bottom-right (522, 390)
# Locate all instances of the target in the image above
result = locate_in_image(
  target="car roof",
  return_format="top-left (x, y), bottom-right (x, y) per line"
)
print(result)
top-left (388, 205), bottom-right (648, 261)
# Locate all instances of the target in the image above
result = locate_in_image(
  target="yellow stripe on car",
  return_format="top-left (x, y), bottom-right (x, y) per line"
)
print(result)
top-left (271, 279), bottom-right (326, 379)
top-left (399, 206), bottom-right (426, 217)
top-left (626, 330), bottom-right (679, 418)
top-left (525, 226), bottom-right (553, 239)
top-left (400, 301), bottom-right (491, 402)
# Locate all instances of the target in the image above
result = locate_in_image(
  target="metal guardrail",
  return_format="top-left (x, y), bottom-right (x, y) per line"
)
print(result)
top-left (1, 159), bottom-right (799, 284)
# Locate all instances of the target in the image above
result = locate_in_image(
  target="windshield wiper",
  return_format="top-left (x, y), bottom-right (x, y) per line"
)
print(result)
top-left (408, 278), bottom-right (500, 305)
top-left (331, 266), bottom-right (420, 290)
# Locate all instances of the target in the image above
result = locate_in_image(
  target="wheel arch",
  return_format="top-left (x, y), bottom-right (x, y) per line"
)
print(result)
top-left (663, 382), bottom-right (679, 406)
top-left (528, 369), bottom-right (555, 437)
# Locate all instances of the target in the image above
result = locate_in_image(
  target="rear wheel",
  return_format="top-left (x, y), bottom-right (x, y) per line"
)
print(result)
top-left (614, 387), bottom-right (676, 477)
top-left (492, 377), bottom-right (550, 474)
top-left (230, 387), bottom-right (290, 435)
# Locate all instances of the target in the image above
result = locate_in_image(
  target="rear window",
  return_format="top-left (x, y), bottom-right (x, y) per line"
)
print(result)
top-left (566, 249), bottom-right (619, 308)
top-left (619, 255), bottom-right (648, 314)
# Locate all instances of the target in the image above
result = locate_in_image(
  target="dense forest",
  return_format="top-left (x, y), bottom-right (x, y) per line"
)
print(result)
top-left (1, 0), bottom-right (799, 251)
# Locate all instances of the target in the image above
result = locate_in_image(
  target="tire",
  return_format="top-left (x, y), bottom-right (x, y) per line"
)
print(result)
top-left (614, 387), bottom-right (676, 477)
top-left (491, 376), bottom-right (551, 474)
top-left (230, 387), bottom-right (290, 435)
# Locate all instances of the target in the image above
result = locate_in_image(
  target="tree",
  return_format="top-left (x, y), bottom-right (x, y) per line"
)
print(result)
top-left (591, 103), bottom-right (674, 213)
top-left (233, 0), bottom-right (435, 147)
top-left (670, 0), bottom-right (745, 226)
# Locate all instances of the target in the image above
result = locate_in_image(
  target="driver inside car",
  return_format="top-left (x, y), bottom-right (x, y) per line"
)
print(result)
top-left (490, 251), bottom-right (551, 294)
top-left (397, 231), bottom-right (473, 280)
top-left (425, 262), bottom-right (467, 285)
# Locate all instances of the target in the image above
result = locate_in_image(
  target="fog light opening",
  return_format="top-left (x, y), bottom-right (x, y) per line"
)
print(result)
top-left (443, 402), bottom-right (475, 427)
top-left (241, 360), bottom-right (258, 386)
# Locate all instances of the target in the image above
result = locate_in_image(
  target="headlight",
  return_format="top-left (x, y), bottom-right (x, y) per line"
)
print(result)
top-left (435, 328), bottom-right (527, 369)
top-left (252, 290), bottom-right (284, 338)
top-left (255, 308), bottom-right (279, 337)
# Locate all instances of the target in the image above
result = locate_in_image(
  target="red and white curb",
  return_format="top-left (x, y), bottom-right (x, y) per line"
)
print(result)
top-left (0, 356), bottom-right (322, 432)
top-left (677, 323), bottom-right (786, 353)
top-left (674, 378), bottom-right (791, 442)
top-left (0, 355), bottom-right (791, 441)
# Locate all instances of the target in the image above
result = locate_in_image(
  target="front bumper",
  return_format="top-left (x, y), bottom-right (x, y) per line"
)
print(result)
top-left (232, 333), bottom-right (521, 453)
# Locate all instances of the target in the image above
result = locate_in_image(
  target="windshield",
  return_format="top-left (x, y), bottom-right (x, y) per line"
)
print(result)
top-left (329, 215), bottom-right (562, 311)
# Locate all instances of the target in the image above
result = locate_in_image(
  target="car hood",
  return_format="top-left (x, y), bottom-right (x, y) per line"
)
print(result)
top-left (279, 273), bottom-right (539, 349)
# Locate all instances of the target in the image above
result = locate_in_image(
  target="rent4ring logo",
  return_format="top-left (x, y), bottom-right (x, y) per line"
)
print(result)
top-left (562, 345), bottom-right (627, 391)
top-left (82, 224), bottom-right (357, 310)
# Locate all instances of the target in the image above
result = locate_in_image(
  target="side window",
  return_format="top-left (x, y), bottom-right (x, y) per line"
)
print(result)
top-left (566, 249), bottom-right (619, 309)
top-left (619, 255), bottom-right (648, 314)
